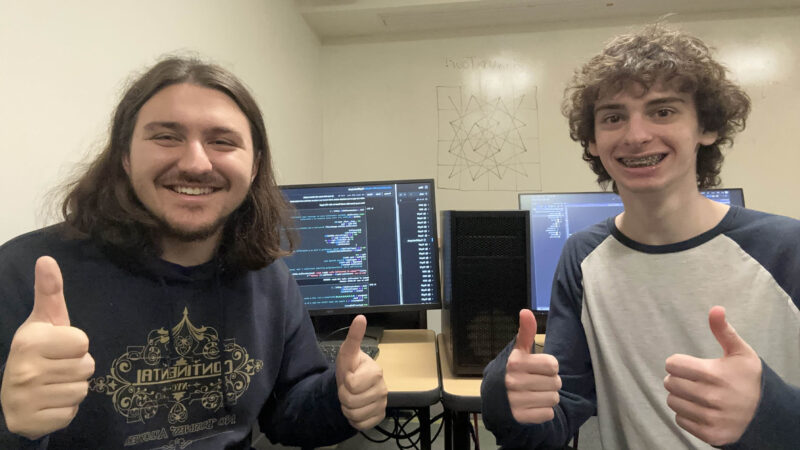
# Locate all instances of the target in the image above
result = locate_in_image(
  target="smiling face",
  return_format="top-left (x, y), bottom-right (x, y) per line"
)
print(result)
top-left (123, 83), bottom-right (256, 252)
top-left (588, 82), bottom-right (718, 198)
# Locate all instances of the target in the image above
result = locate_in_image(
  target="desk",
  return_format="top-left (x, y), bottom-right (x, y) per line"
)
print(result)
top-left (377, 329), bottom-right (440, 450)
top-left (436, 333), bottom-right (545, 450)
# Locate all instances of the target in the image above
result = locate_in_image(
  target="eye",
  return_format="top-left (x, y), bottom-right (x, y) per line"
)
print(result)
top-left (150, 134), bottom-right (181, 144)
top-left (600, 114), bottom-right (621, 124)
top-left (654, 108), bottom-right (675, 118)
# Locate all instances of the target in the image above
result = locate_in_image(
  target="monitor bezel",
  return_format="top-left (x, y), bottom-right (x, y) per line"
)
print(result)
top-left (518, 188), bottom-right (745, 209)
top-left (281, 178), bottom-right (442, 317)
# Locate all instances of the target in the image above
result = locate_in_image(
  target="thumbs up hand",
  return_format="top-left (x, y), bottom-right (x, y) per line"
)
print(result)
top-left (334, 315), bottom-right (387, 430)
top-left (664, 306), bottom-right (761, 446)
top-left (505, 309), bottom-right (561, 424)
top-left (1, 256), bottom-right (95, 440)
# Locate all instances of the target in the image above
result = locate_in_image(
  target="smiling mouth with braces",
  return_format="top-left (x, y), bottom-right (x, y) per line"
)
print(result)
top-left (620, 154), bottom-right (665, 168)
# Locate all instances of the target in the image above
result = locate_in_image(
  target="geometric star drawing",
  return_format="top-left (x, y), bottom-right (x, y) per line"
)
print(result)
top-left (437, 85), bottom-right (542, 191)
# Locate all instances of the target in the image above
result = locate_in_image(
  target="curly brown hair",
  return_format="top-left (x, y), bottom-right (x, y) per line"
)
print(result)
top-left (562, 23), bottom-right (751, 192)
top-left (61, 56), bottom-right (296, 271)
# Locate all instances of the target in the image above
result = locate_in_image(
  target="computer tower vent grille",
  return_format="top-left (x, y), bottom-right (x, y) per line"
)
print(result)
top-left (441, 210), bottom-right (531, 376)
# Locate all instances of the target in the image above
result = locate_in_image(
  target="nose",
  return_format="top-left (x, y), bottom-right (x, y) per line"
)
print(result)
top-left (177, 140), bottom-right (213, 174)
top-left (623, 113), bottom-right (653, 147)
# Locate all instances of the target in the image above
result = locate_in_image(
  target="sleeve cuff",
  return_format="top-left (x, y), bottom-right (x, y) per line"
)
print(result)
top-left (723, 359), bottom-right (800, 450)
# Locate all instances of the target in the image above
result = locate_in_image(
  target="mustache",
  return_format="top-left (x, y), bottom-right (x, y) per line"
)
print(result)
top-left (157, 170), bottom-right (227, 186)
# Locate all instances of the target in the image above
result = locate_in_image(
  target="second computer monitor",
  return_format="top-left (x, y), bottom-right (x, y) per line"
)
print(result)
top-left (281, 179), bottom-right (441, 317)
top-left (519, 189), bottom-right (745, 313)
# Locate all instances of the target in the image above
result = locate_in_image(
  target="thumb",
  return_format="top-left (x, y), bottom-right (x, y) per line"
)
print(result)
top-left (337, 315), bottom-right (366, 372)
top-left (709, 305), bottom-right (748, 357)
top-left (29, 256), bottom-right (70, 326)
top-left (514, 309), bottom-right (537, 354)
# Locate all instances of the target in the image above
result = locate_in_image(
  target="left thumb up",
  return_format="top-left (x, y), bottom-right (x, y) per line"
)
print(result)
top-left (337, 315), bottom-right (367, 373)
top-left (709, 306), bottom-right (753, 357)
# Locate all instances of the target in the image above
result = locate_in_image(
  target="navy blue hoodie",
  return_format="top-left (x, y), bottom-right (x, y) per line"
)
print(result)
top-left (0, 225), bottom-right (356, 448)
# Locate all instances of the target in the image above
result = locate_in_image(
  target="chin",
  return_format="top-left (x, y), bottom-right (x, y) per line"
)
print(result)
top-left (160, 217), bottom-right (228, 243)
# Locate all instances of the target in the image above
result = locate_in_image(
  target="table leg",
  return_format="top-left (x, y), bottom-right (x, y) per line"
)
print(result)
top-left (444, 409), bottom-right (453, 450)
top-left (453, 411), bottom-right (471, 449)
top-left (418, 407), bottom-right (431, 450)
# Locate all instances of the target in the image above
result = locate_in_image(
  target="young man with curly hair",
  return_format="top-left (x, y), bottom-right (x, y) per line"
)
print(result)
top-left (481, 24), bottom-right (800, 449)
top-left (0, 56), bottom-right (387, 449)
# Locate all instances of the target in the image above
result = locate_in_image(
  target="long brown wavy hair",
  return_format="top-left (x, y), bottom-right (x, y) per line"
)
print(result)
top-left (61, 56), bottom-right (296, 271)
top-left (562, 23), bottom-right (751, 193)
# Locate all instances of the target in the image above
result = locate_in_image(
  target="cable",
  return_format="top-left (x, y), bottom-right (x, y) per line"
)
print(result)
top-left (429, 413), bottom-right (445, 443)
top-left (473, 412), bottom-right (481, 450)
top-left (396, 412), bottom-right (422, 449)
top-left (469, 420), bottom-right (478, 447)
top-left (363, 408), bottom-right (445, 450)
top-left (320, 326), bottom-right (351, 341)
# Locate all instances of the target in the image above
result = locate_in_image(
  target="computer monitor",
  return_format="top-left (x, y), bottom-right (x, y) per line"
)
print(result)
top-left (281, 179), bottom-right (441, 327)
top-left (518, 188), bottom-right (745, 314)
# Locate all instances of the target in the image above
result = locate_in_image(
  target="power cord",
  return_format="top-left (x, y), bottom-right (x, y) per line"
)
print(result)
top-left (359, 409), bottom-right (444, 450)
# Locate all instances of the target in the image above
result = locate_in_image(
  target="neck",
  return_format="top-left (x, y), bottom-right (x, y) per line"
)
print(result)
top-left (159, 231), bottom-right (222, 267)
top-left (616, 187), bottom-right (729, 245)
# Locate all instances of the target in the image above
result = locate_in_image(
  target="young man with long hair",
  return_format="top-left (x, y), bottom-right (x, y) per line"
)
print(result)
top-left (0, 56), bottom-right (387, 449)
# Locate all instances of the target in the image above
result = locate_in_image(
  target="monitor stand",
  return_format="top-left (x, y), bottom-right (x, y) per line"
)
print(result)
top-left (311, 310), bottom-right (426, 342)
top-left (533, 311), bottom-right (548, 335)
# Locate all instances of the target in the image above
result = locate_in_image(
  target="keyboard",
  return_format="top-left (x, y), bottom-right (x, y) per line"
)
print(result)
top-left (318, 339), bottom-right (380, 365)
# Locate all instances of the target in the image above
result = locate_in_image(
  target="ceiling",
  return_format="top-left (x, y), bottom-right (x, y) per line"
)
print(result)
top-left (296, 0), bottom-right (800, 43)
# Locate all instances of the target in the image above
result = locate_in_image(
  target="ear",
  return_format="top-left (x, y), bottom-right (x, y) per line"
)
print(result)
top-left (588, 141), bottom-right (599, 157)
top-left (251, 153), bottom-right (260, 183)
top-left (699, 129), bottom-right (719, 146)
top-left (122, 153), bottom-right (131, 176)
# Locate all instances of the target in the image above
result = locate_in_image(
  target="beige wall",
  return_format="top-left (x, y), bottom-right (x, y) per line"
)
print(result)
top-left (319, 11), bottom-right (800, 332)
top-left (0, 0), bottom-right (323, 244)
top-left (320, 11), bottom-right (800, 219)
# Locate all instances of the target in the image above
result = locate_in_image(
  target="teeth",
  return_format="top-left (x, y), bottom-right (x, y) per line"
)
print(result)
top-left (621, 154), bottom-right (663, 168)
top-left (173, 186), bottom-right (214, 195)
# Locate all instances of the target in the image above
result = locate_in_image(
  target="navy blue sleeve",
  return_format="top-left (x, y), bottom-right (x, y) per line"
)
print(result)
top-left (724, 361), bottom-right (800, 450)
top-left (724, 208), bottom-right (800, 311)
top-left (257, 268), bottom-right (356, 447)
top-left (481, 232), bottom-right (599, 448)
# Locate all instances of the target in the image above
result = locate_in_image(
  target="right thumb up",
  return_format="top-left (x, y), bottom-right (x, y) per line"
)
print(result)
top-left (506, 309), bottom-right (560, 424)
top-left (514, 309), bottom-right (537, 354)
top-left (28, 256), bottom-right (71, 326)
top-left (1, 256), bottom-right (94, 440)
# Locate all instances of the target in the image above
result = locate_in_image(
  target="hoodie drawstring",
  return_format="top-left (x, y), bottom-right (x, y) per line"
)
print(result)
top-left (215, 269), bottom-right (231, 412)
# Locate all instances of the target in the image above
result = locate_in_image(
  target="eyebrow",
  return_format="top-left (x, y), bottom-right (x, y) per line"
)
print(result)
top-left (206, 126), bottom-right (245, 139)
top-left (142, 121), bottom-right (186, 133)
top-left (594, 96), bottom-right (687, 114)
top-left (646, 97), bottom-right (687, 107)
top-left (142, 122), bottom-right (245, 140)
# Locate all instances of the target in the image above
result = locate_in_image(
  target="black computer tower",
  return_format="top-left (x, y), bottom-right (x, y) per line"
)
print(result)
top-left (440, 210), bottom-right (531, 376)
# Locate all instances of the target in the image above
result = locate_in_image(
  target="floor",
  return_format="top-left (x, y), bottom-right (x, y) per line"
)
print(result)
top-left (253, 404), bottom-right (601, 449)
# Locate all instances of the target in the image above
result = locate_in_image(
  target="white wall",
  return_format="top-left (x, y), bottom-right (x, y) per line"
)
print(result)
top-left (320, 11), bottom-right (800, 219)
top-left (0, 0), bottom-right (323, 244)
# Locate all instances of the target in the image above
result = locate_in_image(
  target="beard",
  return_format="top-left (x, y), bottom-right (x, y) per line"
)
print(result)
top-left (154, 214), bottom-right (230, 243)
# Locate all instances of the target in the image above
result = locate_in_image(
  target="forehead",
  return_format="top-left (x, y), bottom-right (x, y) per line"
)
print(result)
top-left (136, 83), bottom-right (251, 134)
top-left (595, 79), bottom-right (696, 108)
